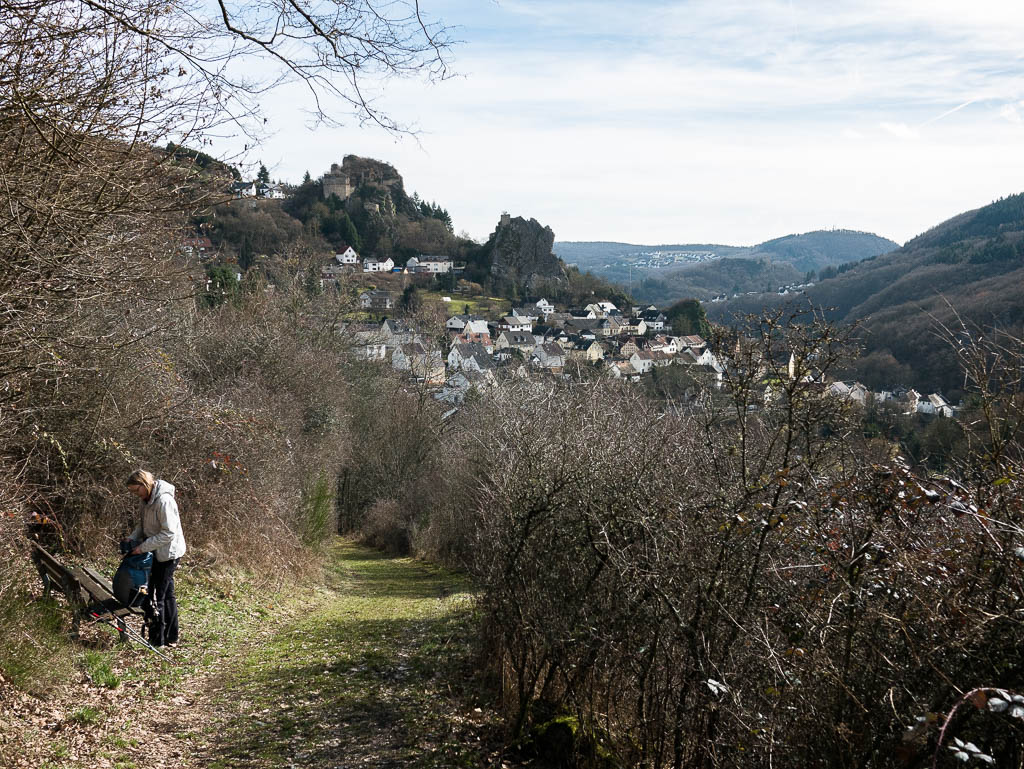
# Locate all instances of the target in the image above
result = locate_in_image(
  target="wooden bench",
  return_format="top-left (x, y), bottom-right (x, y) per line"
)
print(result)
top-left (31, 542), bottom-right (144, 641)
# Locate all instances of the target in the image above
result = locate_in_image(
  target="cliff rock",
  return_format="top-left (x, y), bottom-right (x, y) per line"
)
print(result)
top-left (489, 215), bottom-right (567, 294)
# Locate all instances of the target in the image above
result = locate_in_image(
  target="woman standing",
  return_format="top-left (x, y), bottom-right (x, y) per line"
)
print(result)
top-left (126, 469), bottom-right (186, 648)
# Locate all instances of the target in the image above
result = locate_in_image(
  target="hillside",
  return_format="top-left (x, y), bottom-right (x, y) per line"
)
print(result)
top-left (709, 194), bottom-right (1024, 396)
top-left (555, 230), bottom-right (898, 303)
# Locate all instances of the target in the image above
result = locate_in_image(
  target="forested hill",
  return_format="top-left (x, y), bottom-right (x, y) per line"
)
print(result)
top-left (710, 193), bottom-right (1024, 396)
top-left (751, 229), bottom-right (900, 272)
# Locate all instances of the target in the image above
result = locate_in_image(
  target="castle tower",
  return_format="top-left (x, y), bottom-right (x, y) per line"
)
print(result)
top-left (322, 163), bottom-right (353, 200)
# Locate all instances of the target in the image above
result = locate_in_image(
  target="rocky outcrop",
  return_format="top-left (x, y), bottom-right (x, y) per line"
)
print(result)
top-left (488, 215), bottom-right (567, 295)
top-left (322, 155), bottom-right (418, 217)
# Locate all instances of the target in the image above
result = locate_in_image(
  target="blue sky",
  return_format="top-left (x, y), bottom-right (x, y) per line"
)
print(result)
top-left (238, 0), bottom-right (1024, 246)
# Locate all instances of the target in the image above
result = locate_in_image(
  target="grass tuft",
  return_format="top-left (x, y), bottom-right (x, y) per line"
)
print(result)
top-left (83, 650), bottom-right (120, 689)
top-left (69, 705), bottom-right (103, 725)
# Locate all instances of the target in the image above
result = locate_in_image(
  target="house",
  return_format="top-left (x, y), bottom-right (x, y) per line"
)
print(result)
top-left (650, 350), bottom-right (673, 368)
top-left (413, 255), bottom-right (453, 274)
top-left (451, 317), bottom-right (491, 350)
top-left (181, 236), bottom-right (213, 256)
top-left (676, 348), bottom-right (726, 387)
top-left (828, 381), bottom-right (852, 399)
top-left (599, 316), bottom-right (625, 337)
top-left (619, 317), bottom-right (648, 336)
top-left (922, 393), bottom-right (954, 418)
top-left (830, 381), bottom-right (868, 404)
top-left (511, 307), bottom-right (540, 324)
top-left (345, 323), bottom-right (387, 361)
top-left (434, 370), bottom-right (495, 405)
top-left (230, 180), bottom-right (258, 198)
top-left (565, 318), bottom-right (601, 336)
top-left (499, 315), bottom-right (532, 333)
top-left (649, 335), bottom-right (678, 355)
top-left (638, 309), bottom-right (667, 331)
top-left (607, 360), bottom-right (639, 380)
top-left (677, 335), bottom-right (707, 353)
top-left (363, 257), bottom-right (395, 273)
top-left (532, 342), bottom-right (567, 372)
top-left (568, 339), bottom-right (605, 363)
top-left (546, 312), bottom-right (571, 329)
top-left (630, 350), bottom-right (656, 374)
top-left (535, 298), bottom-right (555, 316)
top-left (445, 315), bottom-right (470, 334)
top-left (392, 342), bottom-right (445, 384)
top-left (336, 246), bottom-right (359, 264)
top-left (447, 342), bottom-right (494, 373)
top-left (495, 331), bottom-right (537, 355)
top-left (358, 289), bottom-right (394, 310)
top-left (258, 182), bottom-right (288, 199)
top-left (619, 336), bottom-right (648, 358)
top-left (463, 317), bottom-right (490, 336)
top-left (567, 307), bottom-right (598, 320)
top-left (380, 318), bottom-right (414, 349)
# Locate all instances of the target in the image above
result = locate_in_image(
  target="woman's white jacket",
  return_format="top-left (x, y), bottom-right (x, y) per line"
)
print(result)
top-left (129, 480), bottom-right (187, 562)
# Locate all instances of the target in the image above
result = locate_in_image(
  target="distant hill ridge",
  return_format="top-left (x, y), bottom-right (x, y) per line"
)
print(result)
top-left (708, 193), bottom-right (1024, 396)
top-left (556, 229), bottom-right (899, 304)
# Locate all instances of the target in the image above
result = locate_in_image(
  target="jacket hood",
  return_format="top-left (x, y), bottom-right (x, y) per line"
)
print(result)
top-left (149, 479), bottom-right (175, 502)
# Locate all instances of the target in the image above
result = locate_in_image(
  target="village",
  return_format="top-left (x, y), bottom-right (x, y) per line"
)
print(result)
top-left (309, 249), bottom-right (959, 418)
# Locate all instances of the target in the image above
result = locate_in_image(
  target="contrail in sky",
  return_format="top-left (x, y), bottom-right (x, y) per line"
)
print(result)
top-left (920, 99), bottom-right (977, 127)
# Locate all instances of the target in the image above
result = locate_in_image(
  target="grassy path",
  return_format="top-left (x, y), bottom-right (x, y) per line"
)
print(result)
top-left (0, 539), bottom-right (509, 769)
top-left (192, 540), bottom-right (502, 768)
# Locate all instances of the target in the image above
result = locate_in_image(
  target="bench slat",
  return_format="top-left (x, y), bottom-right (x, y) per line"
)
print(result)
top-left (70, 567), bottom-right (113, 604)
top-left (81, 565), bottom-right (114, 594)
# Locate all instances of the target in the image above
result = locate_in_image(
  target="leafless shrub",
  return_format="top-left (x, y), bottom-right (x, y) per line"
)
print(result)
top-left (469, 314), bottom-right (1024, 767)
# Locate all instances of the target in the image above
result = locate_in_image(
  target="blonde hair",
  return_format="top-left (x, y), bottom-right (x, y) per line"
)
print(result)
top-left (126, 469), bottom-right (156, 497)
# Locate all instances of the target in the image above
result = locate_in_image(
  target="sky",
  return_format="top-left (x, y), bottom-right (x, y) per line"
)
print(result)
top-left (233, 0), bottom-right (1024, 247)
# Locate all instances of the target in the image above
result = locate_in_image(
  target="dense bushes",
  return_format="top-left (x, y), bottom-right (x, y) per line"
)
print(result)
top-left (460, 319), bottom-right (1024, 768)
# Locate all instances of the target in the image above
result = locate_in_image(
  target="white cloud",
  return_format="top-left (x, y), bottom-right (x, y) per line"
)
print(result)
top-left (879, 122), bottom-right (920, 140)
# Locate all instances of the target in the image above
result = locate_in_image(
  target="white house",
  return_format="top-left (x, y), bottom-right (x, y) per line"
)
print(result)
top-left (649, 335), bottom-right (678, 355)
top-left (363, 257), bottom-right (395, 273)
top-left (630, 350), bottom-right (655, 374)
top-left (639, 309), bottom-right (667, 331)
top-left (498, 315), bottom-right (532, 333)
top-left (336, 246), bottom-right (359, 264)
top-left (535, 298), bottom-right (555, 316)
top-left (414, 255), bottom-right (453, 273)
top-left (259, 182), bottom-right (288, 199)
top-left (230, 180), bottom-right (258, 198)
top-left (921, 393), bottom-right (954, 418)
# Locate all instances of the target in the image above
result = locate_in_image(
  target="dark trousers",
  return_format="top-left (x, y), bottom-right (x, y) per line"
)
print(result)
top-left (146, 557), bottom-right (179, 646)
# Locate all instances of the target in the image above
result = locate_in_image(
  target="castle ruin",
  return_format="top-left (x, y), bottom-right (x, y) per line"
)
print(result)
top-left (321, 156), bottom-right (402, 201)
